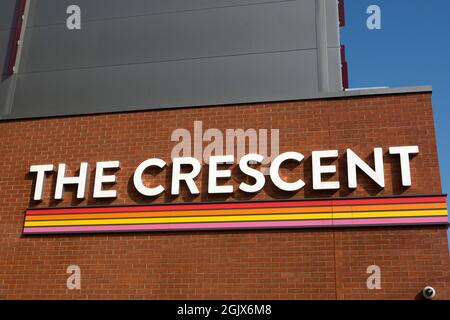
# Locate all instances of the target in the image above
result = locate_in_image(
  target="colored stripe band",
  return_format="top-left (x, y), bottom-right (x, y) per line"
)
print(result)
top-left (22, 195), bottom-right (448, 235)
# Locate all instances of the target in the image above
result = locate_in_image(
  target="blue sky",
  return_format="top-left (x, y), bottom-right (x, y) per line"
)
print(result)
top-left (340, 1), bottom-right (450, 245)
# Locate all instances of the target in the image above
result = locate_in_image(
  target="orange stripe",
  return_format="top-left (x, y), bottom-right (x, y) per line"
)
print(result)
top-left (25, 202), bottom-right (446, 221)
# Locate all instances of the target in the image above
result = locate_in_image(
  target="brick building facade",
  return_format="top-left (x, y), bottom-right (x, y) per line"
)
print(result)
top-left (0, 88), bottom-right (448, 299)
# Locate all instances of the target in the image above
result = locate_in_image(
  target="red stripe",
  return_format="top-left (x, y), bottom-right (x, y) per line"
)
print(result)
top-left (27, 200), bottom-right (333, 215)
top-left (332, 196), bottom-right (446, 206)
top-left (26, 196), bottom-right (446, 216)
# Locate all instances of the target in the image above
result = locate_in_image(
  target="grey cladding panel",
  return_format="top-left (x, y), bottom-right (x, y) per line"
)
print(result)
top-left (0, 77), bottom-right (15, 115)
top-left (0, 30), bottom-right (14, 76)
top-left (0, 1), bottom-right (17, 78)
top-left (0, 29), bottom-right (13, 114)
top-left (0, 0), bottom-right (17, 30)
top-left (27, 0), bottom-right (295, 26)
top-left (21, 0), bottom-right (315, 73)
top-left (2, 0), bottom-right (343, 119)
top-left (325, 0), bottom-right (340, 46)
top-left (12, 50), bottom-right (318, 117)
top-left (327, 46), bottom-right (342, 92)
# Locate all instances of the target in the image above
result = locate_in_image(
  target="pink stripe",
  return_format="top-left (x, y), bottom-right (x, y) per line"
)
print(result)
top-left (23, 220), bottom-right (333, 234)
top-left (332, 216), bottom-right (448, 226)
top-left (22, 216), bottom-right (448, 234)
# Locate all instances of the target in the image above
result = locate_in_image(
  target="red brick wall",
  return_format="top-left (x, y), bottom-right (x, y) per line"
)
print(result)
top-left (0, 92), bottom-right (448, 299)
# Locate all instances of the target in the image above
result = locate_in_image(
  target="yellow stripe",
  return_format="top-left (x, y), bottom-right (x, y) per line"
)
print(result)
top-left (333, 209), bottom-right (448, 219)
top-left (23, 209), bottom-right (448, 227)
